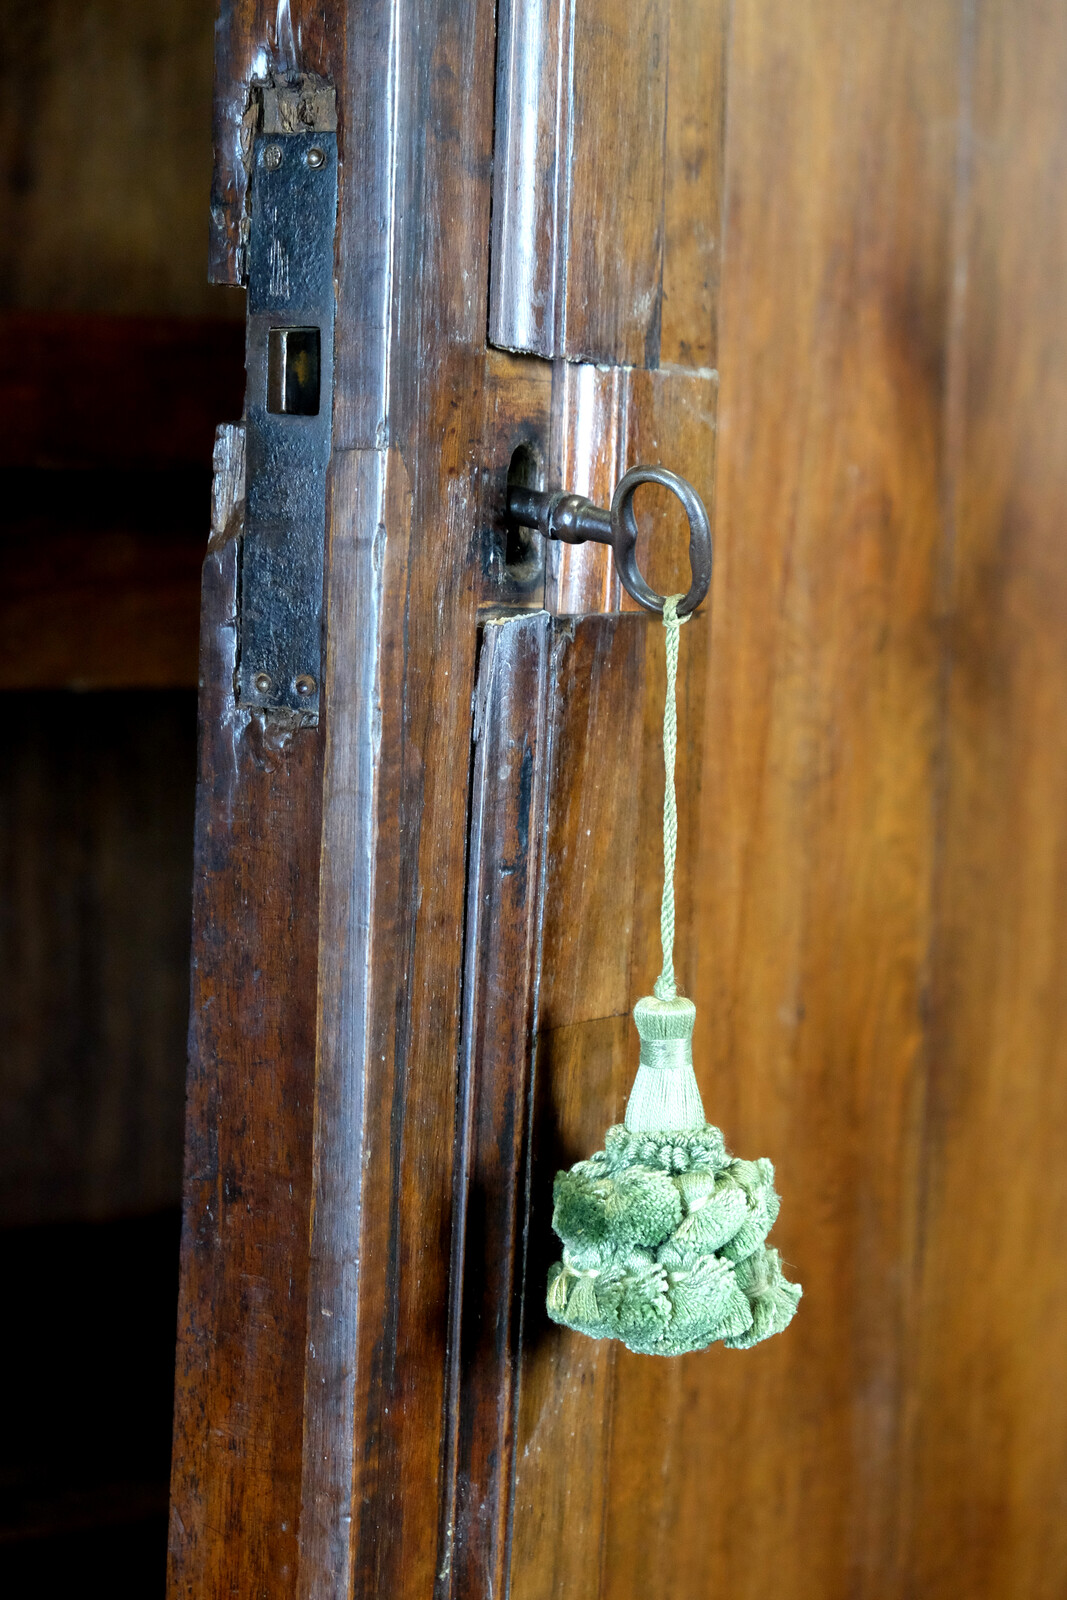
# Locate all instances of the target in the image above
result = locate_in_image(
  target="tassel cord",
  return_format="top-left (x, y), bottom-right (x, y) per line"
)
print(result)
top-left (654, 596), bottom-right (688, 1002)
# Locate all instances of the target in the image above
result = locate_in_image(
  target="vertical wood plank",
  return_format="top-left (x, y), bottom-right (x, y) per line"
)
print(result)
top-left (597, 604), bottom-right (708, 1600)
top-left (547, 364), bottom-right (627, 615)
top-left (488, 0), bottom-right (569, 360)
top-left (295, 447), bottom-right (397, 1598)
top-left (510, 1012), bottom-right (629, 1600)
top-left (510, 607), bottom-right (708, 1600)
top-left (443, 614), bottom-right (551, 1600)
top-left (315, 5), bottom-right (503, 1597)
top-left (909, 3), bottom-right (1067, 1593)
top-left (618, 367), bottom-right (719, 616)
top-left (491, 0), bottom-right (724, 367)
top-left (489, 0), bottom-right (666, 364)
top-left (168, 428), bottom-right (325, 1600)
top-left (536, 619), bottom-right (648, 1031)
top-left (659, 5), bottom-right (961, 1597)
top-left (563, 0), bottom-right (668, 365)
top-left (659, 0), bottom-right (727, 370)
top-left (510, 616), bottom-right (653, 1599)
top-left (176, 0), bottom-right (522, 1593)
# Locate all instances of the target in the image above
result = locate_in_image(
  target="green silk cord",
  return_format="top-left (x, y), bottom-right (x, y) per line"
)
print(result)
top-left (623, 597), bottom-right (704, 1138)
top-left (654, 595), bottom-right (685, 1002)
top-left (546, 595), bottom-right (802, 1356)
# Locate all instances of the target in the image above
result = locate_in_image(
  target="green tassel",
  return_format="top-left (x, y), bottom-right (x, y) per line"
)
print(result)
top-left (547, 1116), bottom-right (802, 1356)
top-left (671, 1172), bottom-right (749, 1254)
top-left (544, 595), bottom-right (801, 1356)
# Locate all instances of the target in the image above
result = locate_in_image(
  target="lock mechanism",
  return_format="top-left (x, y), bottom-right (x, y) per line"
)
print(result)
top-left (506, 464), bottom-right (713, 616)
top-left (236, 81), bottom-right (339, 718)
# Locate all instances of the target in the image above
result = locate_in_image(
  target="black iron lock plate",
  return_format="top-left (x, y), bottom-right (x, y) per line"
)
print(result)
top-left (238, 120), bottom-right (338, 717)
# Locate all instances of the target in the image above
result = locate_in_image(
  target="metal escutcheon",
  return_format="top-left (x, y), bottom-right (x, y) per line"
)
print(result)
top-left (505, 464), bottom-right (712, 616)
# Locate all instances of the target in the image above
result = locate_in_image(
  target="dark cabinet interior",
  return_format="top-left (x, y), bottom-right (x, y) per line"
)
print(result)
top-left (0, 1), bottom-right (243, 1591)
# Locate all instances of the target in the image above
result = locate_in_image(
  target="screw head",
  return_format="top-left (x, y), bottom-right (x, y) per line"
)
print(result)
top-left (295, 674), bottom-right (317, 698)
top-left (263, 144), bottom-right (283, 170)
top-left (253, 672), bottom-right (273, 694)
top-left (306, 146), bottom-right (326, 169)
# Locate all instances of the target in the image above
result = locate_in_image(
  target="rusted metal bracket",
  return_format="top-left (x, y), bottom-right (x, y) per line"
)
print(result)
top-left (236, 84), bottom-right (338, 719)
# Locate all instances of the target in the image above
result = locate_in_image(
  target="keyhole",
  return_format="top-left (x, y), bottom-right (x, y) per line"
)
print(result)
top-left (505, 442), bottom-right (541, 577)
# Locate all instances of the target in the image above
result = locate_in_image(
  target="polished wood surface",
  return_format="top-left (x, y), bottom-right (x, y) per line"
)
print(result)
top-left (910, 5), bottom-right (1067, 1592)
top-left (662, 2), bottom-right (1066, 1596)
top-left (548, 366), bottom-right (718, 614)
top-left (673, 6), bottom-right (959, 1593)
top-left (169, 1), bottom-right (1067, 1598)
top-left (510, 610), bottom-right (708, 1599)
top-left (490, 0), bottom-right (667, 363)
top-left (444, 613), bottom-right (552, 1600)
top-left (169, 421), bottom-right (327, 1597)
top-left (490, 0), bottom-right (725, 366)
top-left (175, 1), bottom-right (500, 1594)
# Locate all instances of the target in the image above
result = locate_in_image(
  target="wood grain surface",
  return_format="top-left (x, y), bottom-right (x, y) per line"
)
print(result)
top-left (658, 3), bottom-right (1067, 1597)
top-left (510, 2), bottom-right (1067, 1596)
top-left (489, 0), bottom-right (667, 363)
top-left (490, 0), bottom-right (725, 366)
top-left (168, 424), bottom-right (326, 1599)
top-left (675, 7), bottom-right (959, 1595)
top-left (174, 3), bottom-right (529, 1597)
top-left (169, 1), bottom-right (1067, 1597)
top-left (510, 612), bottom-right (707, 1599)
top-left (909, 4), bottom-right (1067, 1593)
top-left (548, 366), bottom-right (718, 616)
top-left (442, 613), bottom-right (552, 1600)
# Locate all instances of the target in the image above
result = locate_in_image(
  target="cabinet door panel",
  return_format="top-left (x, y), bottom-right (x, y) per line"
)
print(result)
top-left (172, 3), bottom-right (722, 1599)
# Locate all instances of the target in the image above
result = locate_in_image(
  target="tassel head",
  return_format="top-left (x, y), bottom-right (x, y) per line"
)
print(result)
top-left (624, 994), bottom-right (705, 1134)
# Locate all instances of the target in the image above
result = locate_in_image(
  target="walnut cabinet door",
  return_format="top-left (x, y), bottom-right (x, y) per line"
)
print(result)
top-left (169, 3), bottom-right (1067, 1600)
top-left (168, 3), bottom-right (723, 1599)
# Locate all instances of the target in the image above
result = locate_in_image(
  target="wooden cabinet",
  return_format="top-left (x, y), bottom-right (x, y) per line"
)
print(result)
top-left (168, 4), bottom-right (1067, 1599)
